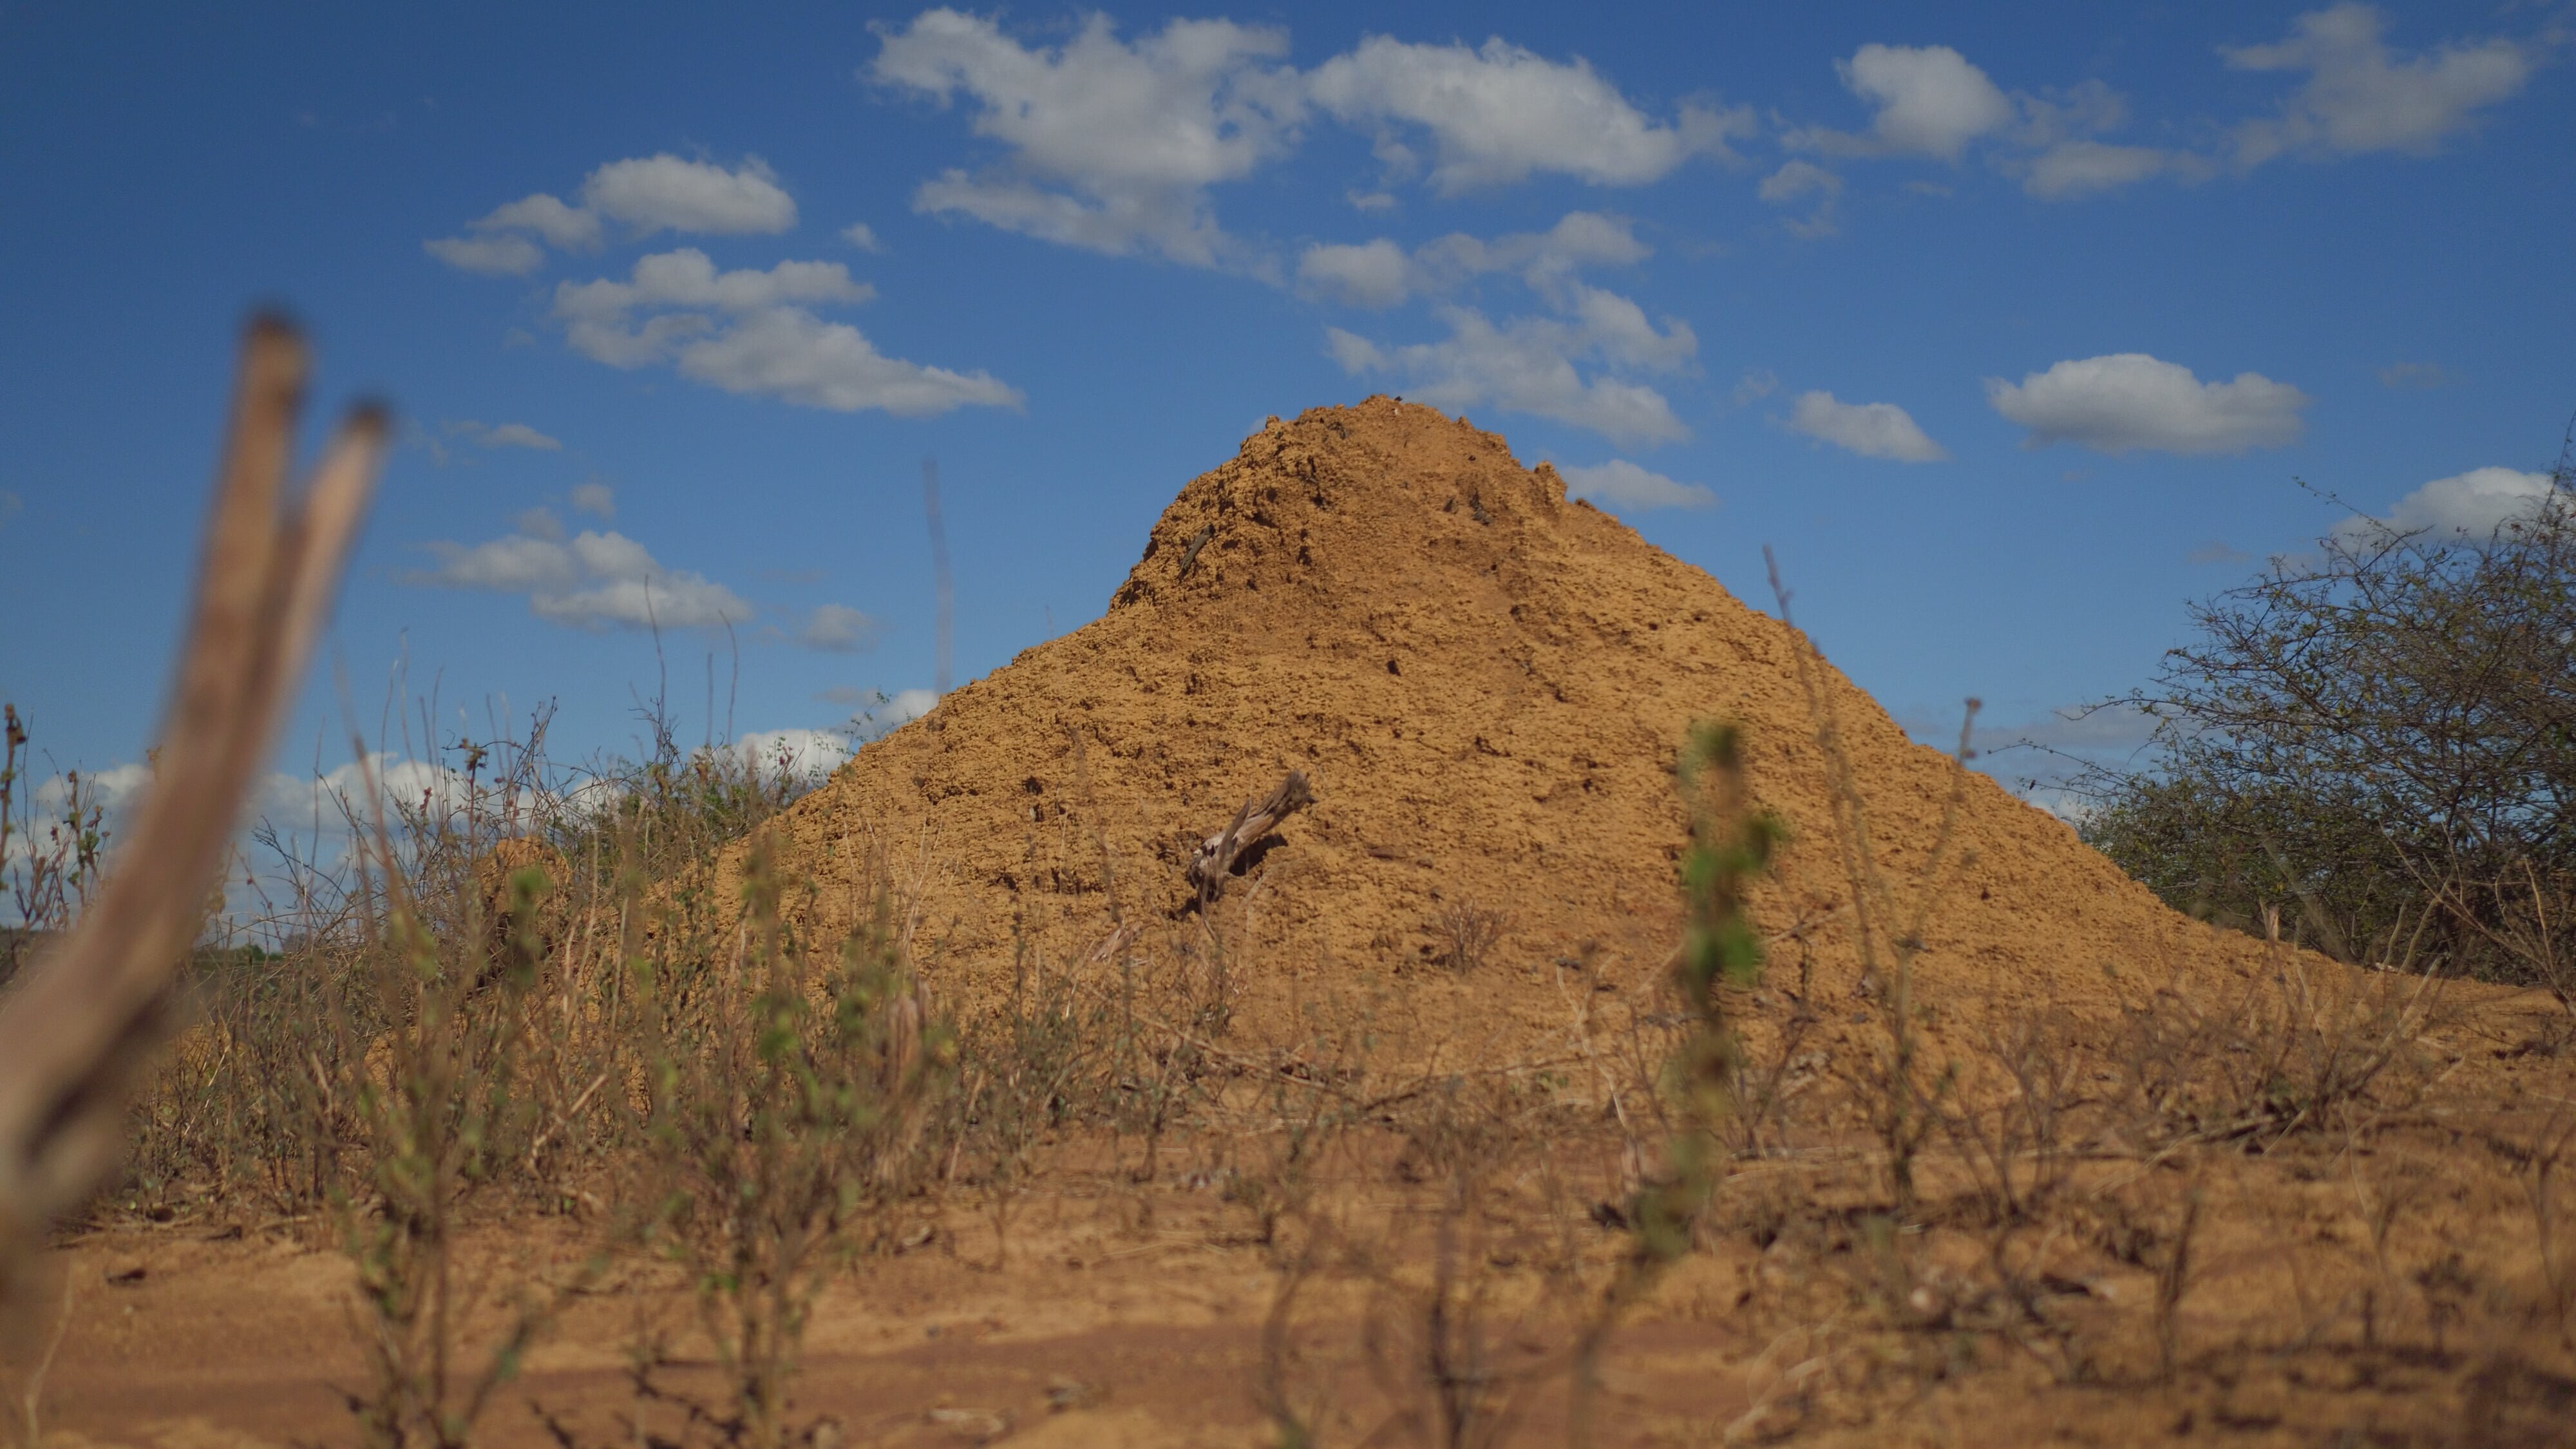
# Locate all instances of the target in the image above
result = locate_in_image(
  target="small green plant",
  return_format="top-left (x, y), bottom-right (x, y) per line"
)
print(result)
top-left (332, 799), bottom-right (576, 1449)
top-left (635, 842), bottom-right (946, 1449)
top-left (1569, 720), bottom-right (1778, 1441)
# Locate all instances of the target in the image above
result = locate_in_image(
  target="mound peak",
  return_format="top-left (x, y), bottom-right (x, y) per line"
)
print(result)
top-left (751, 398), bottom-right (2267, 1048)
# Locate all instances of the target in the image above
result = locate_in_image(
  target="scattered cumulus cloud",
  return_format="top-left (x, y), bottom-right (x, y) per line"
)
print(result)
top-left (1307, 35), bottom-right (1750, 192)
top-left (799, 603), bottom-right (880, 652)
top-left (1790, 44), bottom-right (2015, 162)
top-left (1296, 211), bottom-right (1648, 310)
top-left (475, 193), bottom-right (603, 251)
top-left (408, 522), bottom-right (757, 632)
top-left (426, 155), bottom-right (793, 275)
top-left (2186, 540), bottom-right (2253, 565)
top-left (551, 248), bottom-right (1018, 416)
top-left (1786, 391), bottom-right (1947, 462)
top-left (728, 728), bottom-right (855, 784)
top-left (1732, 368), bottom-right (1779, 405)
top-left (1756, 160), bottom-right (1842, 236)
top-left (869, 10), bottom-right (1303, 270)
top-left (445, 419), bottom-right (563, 451)
top-left (2224, 4), bottom-right (2538, 169)
top-left (674, 306), bottom-right (1023, 414)
top-left (819, 687), bottom-right (940, 739)
top-left (1326, 288), bottom-right (1696, 446)
top-left (2377, 361), bottom-right (2458, 390)
top-left (513, 506), bottom-right (565, 542)
top-left (1758, 160), bottom-right (1841, 202)
top-left (580, 155), bottom-right (797, 235)
top-left (1313, 213), bottom-right (1687, 444)
top-left (2022, 139), bottom-right (2177, 197)
top-left (1298, 238), bottom-right (1413, 308)
top-left (424, 232), bottom-right (545, 276)
top-left (1555, 459), bottom-right (1713, 511)
top-left (1985, 353), bottom-right (2309, 455)
top-left (2008, 80), bottom-right (2210, 198)
top-left (840, 222), bottom-right (884, 251)
top-left (1776, 46), bottom-right (2219, 201)
top-left (2331, 467), bottom-right (2562, 547)
top-left (569, 481), bottom-right (616, 518)
top-left (867, 15), bottom-right (1744, 267)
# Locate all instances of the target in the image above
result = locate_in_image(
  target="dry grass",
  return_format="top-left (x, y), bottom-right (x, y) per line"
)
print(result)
top-left (4, 346), bottom-right (2573, 1443)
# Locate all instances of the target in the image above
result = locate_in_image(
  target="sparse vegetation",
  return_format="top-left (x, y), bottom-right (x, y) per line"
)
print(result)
top-left (6, 398), bottom-right (2576, 1447)
top-left (2081, 452), bottom-right (2576, 996)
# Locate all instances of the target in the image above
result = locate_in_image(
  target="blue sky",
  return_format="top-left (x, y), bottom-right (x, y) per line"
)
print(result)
top-left (3, 1), bottom-right (2571, 834)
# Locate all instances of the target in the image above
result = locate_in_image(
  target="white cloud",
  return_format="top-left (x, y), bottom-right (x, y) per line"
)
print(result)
top-left (1985, 354), bottom-right (2309, 455)
top-left (551, 249), bottom-right (1018, 417)
top-left (673, 306), bottom-right (1022, 415)
top-left (2377, 361), bottom-right (2457, 390)
top-left (569, 481), bottom-right (616, 518)
top-left (1307, 35), bottom-right (1749, 192)
top-left (446, 419), bottom-right (564, 451)
top-left (427, 155), bottom-right (795, 280)
top-left (1297, 211), bottom-right (1649, 310)
top-left (579, 154), bottom-right (797, 235)
top-left (1298, 238), bottom-right (1413, 308)
top-left (1325, 290), bottom-right (1694, 446)
top-left (840, 221), bottom-right (884, 251)
top-left (728, 728), bottom-right (855, 784)
top-left (870, 10), bottom-right (1302, 269)
top-left (414, 532), bottom-right (580, 592)
top-left (408, 526), bottom-right (756, 632)
top-left (800, 603), bottom-right (880, 652)
top-left (2333, 466), bottom-right (2561, 547)
top-left (1417, 211), bottom-right (1651, 293)
top-left (2022, 140), bottom-right (2175, 197)
top-left (1556, 459), bottom-right (1713, 511)
top-left (514, 507), bottom-right (565, 542)
top-left (475, 193), bottom-right (603, 251)
top-left (1786, 391), bottom-right (1947, 462)
top-left (1757, 160), bottom-right (1840, 203)
top-left (1793, 44), bottom-right (2015, 161)
top-left (1757, 160), bottom-right (1842, 236)
top-left (2224, 4), bottom-right (2537, 167)
top-left (822, 687), bottom-right (940, 739)
top-left (425, 232), bottom-right (545, 276)
top-left (554, 249), bottom-right (875, 336)
top-left (880, 688), bottom-right (940, 726)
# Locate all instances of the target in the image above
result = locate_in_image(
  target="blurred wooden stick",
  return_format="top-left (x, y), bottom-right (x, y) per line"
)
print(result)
top-left (0, 317), bottom-right (384, 1298)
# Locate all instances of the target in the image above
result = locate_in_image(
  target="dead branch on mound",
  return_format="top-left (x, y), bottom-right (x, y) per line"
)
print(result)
top-left (0, 317), bottom-right (383, 1301)
top-left (1188, 771), bottom-right (1313, 907)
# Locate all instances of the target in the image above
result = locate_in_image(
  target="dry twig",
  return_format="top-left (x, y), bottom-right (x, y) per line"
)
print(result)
top-left (1188, 771), bottom-right (1313, 907)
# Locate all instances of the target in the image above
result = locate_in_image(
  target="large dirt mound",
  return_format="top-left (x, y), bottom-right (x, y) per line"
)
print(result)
top-left (752, 397), bottom-right (2271, 1047)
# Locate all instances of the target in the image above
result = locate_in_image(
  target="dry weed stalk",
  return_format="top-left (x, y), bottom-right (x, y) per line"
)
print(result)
top-left (0, 318), bottom-right (383, 1300)
top-left (634, 843), bottom-right (944, 1448)
top-left (1429, 898), bottom-right (1507, 975)
top-left (1765, 547), bottom-right (1977, 1214)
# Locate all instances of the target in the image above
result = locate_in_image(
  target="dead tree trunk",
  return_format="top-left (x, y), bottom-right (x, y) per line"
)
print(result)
top-left (1188, 772), bottom-right (1313, 908)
